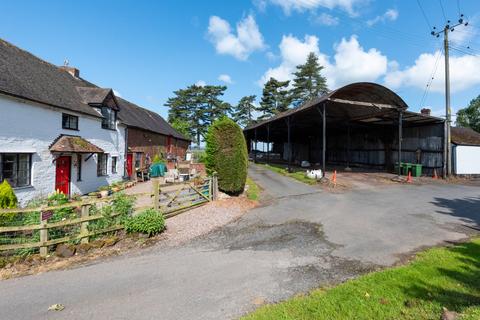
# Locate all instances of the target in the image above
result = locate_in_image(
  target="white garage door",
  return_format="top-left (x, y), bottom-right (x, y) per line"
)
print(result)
top-left (455, 145), bottom-right (480, 174)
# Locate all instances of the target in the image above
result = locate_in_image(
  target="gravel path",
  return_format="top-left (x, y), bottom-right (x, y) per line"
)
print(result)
top-left (161, 198), bottom-right (257, 246)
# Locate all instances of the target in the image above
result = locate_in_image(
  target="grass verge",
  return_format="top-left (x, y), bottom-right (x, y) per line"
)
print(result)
top-left (256, 163), bottom-right (316, 185)
top-left (246, 177), bottom-right (260, 201)
top-left (243, 238), bottom-right (480, 320)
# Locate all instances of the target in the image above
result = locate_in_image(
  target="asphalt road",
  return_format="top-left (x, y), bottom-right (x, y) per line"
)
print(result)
top-left (1, 164), bottom-right (479, 320)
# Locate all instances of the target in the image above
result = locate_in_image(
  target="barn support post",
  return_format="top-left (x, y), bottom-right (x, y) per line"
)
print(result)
top-left (254, 128), bottom-right (258, 164)
top-left (322, 102), bottom-right (327, 179)
top-left (397, 110), bottom-right (403, 177)
top-left (287, 117), bottom-right (291, 172)
top-left (345, 122), bottom-right (351, 171)
top-left (266, 124), bottom-right (270, 164)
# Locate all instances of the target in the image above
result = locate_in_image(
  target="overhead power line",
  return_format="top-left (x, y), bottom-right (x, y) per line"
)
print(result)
top-left (416, 0), bottom-right (433, 30)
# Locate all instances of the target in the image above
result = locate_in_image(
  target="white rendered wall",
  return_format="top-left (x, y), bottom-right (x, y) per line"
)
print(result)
top-left (454, 145), bottom-right (480, 174)
top-left (0, 94), bottom-right (125, 205)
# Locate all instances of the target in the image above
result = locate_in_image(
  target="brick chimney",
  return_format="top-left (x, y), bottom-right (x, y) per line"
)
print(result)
top-left (59, 66), bottom-right (80, 78)
top-left (420, 108), bottom-right (431, 116)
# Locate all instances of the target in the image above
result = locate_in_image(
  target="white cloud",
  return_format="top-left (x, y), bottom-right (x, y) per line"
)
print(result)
top-left (312, 13), bottom-right (339, 26)
top-left (218, 74), bottom-right (233, 84)
top-left (258, 34), bottom-right (388, 89)
top-left (384, 50), bottom-right (480, 93)
top-left (207, 15), bottom-right (265, 60)
top-left (195, 80), bottom-right (206, 87)
top-left (449, 15), bottom-right (478, 46)
top-left (265, 0), bottom-right (366, 16)
top-left (113, 89), bottom-right (122, 98)
top-left (367, 8), bottom-right (398, 26)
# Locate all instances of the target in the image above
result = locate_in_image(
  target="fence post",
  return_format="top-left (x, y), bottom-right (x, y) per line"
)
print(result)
top-left (39, 209), bottom-right (48, 257)
top-left (212, 172), bottom-right (218, 201)
top-left (152, 177), bottom-right (160, 210)
top-left (80, 204), bottom-right (90, 244)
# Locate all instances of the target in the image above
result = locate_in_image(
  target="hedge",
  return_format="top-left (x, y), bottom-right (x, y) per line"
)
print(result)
top-left (205, 117), bottom-right (248, 194)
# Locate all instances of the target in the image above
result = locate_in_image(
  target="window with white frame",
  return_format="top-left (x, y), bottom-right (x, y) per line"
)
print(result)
top-left (97, 154), bottom-right (108, 176)
top-left (111, 156), bottom-right (118, 174)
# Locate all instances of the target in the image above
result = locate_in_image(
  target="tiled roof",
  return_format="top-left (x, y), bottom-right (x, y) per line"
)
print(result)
top-left (49, 135), bottom-right (104, 153)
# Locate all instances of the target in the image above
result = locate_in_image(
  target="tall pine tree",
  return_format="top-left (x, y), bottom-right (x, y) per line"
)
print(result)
top-left (166, 84), bottom-right (230, 146)
top-left (233, 95), bottom-right (256, 127)
top-left (290, 52), bottom-right (328, 107)
top-left (258, 77), bottom-right (290, 120)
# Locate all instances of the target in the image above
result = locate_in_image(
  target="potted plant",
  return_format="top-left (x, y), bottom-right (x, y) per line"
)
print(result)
top-left (98, 186), bottom-right (110, 198)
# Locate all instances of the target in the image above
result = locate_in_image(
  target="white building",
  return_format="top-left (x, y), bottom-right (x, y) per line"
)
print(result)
top-left (451, 126), bottom-right (480, 175)
top-left (0, 39), bottom-right (127, 205)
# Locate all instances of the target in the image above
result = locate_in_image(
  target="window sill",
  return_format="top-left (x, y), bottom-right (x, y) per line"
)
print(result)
top-left (13, 185), bottom-right (34, 191)
top-left (62, 127), bottom-right (79, 131)
top-left (101, 127), bottom-right (117, 131)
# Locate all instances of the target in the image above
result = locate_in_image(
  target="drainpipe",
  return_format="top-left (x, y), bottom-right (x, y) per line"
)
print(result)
top-left (322, 102), bottom-right (326, 179)
top-left (254, 128), bottom-right (257, 163)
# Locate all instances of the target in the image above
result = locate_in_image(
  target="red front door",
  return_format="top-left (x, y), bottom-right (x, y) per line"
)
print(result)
top-left (126, 153), bottom-right (133, 177)
top-left (55, 156), bottom-right (71, 195)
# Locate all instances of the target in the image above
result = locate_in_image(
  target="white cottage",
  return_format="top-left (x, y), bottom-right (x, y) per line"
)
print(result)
top-left (0, 39), bottom-right (126, 205)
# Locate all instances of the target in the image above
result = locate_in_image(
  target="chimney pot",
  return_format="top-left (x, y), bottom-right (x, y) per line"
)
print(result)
top-left (420, 108), bottom-right (431, 116)
top-left (59, 66), bottom-right (80, 78)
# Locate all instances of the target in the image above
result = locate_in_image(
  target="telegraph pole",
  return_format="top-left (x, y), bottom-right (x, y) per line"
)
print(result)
top-left (431, 15), bottom-right (468, 177)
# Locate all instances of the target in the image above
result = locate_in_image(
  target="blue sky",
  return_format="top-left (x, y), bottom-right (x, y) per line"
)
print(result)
top-left (1, 0), bottom-right (479, 122)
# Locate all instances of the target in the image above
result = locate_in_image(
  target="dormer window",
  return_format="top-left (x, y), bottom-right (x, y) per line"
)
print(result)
top-left (101, 106), bottom-right (116, 130)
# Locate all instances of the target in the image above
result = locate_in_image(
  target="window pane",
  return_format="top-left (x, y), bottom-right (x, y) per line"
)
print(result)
top-left (17, 154), bottom-right (30, 186)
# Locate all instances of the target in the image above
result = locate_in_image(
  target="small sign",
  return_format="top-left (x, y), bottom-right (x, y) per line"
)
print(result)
top-left (41, 210), bottom-right (53, 221)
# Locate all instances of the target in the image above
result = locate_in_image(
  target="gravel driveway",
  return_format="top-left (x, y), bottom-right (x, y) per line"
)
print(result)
top-left (1, 164), bottom-right (479, 320)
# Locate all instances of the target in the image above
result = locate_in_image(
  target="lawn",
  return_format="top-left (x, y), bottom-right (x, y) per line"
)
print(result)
top-left (243, 238), bottom-right (480, 320)
top-left (246, 177), bottom-right (260, 201)
top-left (256, 163), bottom-right (317, 185)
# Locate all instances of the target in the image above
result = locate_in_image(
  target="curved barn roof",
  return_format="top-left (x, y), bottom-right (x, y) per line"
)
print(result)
top-left (246, 82), bottom-right (411, 131)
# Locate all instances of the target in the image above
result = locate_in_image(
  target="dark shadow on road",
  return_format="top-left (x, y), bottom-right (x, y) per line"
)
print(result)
top-left (400, 241), bottom-right (480, 313)
top-left (431, 196), bottom-right (480, 226)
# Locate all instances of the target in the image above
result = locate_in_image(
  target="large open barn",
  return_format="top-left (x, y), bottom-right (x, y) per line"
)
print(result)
top-left (244, 82), bottom-right (446, 177)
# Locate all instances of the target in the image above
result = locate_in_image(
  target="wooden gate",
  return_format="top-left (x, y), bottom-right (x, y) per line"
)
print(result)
top-left (152, 176), bottom-right (218, 217)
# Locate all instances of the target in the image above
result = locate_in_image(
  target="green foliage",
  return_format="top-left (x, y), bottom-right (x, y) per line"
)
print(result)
top-left (233, 95), bottom-right (257, 128)
top-left (258, 78), bottom-right (291, 120)
top-left (246, 177), bottom-right (260, 201)
top-left (166, 84), bottom-right (231, 145)
top-left (243, 238), bottom-right (480, 320)
top-left (192, 149), bottom-right (207, 163)
top-left (457, 95), bottom-right (480, 132)
top-left (89, 193), bottom-right (135, 233)
top-left (205, 117), bottom-right (248, 194)
top-left (152, 154), bottom-right (165, 164)
top-left (124, 208), bottom-right (165, 237)
top-left (170, 118), bottom-right (192, 140)
top-left (0, 180), bottom-right (18, 209)
top-left (290, 52), bottom-right (329, 107)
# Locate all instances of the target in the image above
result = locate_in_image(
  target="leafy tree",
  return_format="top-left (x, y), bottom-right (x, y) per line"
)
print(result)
top-left (166, 84), bottom-right (230, 145)
top-left (258, 77), bottom-right (291, 120)
top-left (290, 52), bottom-right (328, 107)
top-left (232, 95), bottom-right (256, 127)
top-left (457, 95), bottom-right (480, 132)
top-left (205, 117), bottom-right (248, 195)
top-left (170, 118), bottom-right (192, 140)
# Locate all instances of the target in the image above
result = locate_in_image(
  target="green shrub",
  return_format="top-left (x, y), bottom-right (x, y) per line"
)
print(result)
top-left (152, 154), bottom-right (165, 164)
top-left (124, 209), bottom-right (165, 237)
top-left (0, 180), bottom-right (18, 209)
top-left (205, 117), bottom-right (248, 194)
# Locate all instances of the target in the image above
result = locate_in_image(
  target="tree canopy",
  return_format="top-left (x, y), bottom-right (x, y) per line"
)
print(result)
top-left (166, 84), bottom-right (231, 145)
top-left (258, 77), bottom-right (290, 120)
top-left (457, 95), bottom-right (480, 132)
top-left (290, 52), bottom-right (328, 107)
top-left (232, 95), bottom-right (256, 128)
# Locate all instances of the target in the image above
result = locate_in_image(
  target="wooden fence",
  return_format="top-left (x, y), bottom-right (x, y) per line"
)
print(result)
top-left (152, 175), bottom-right (218, 218)
top-left (0, 197), bottom-right (124, 257)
